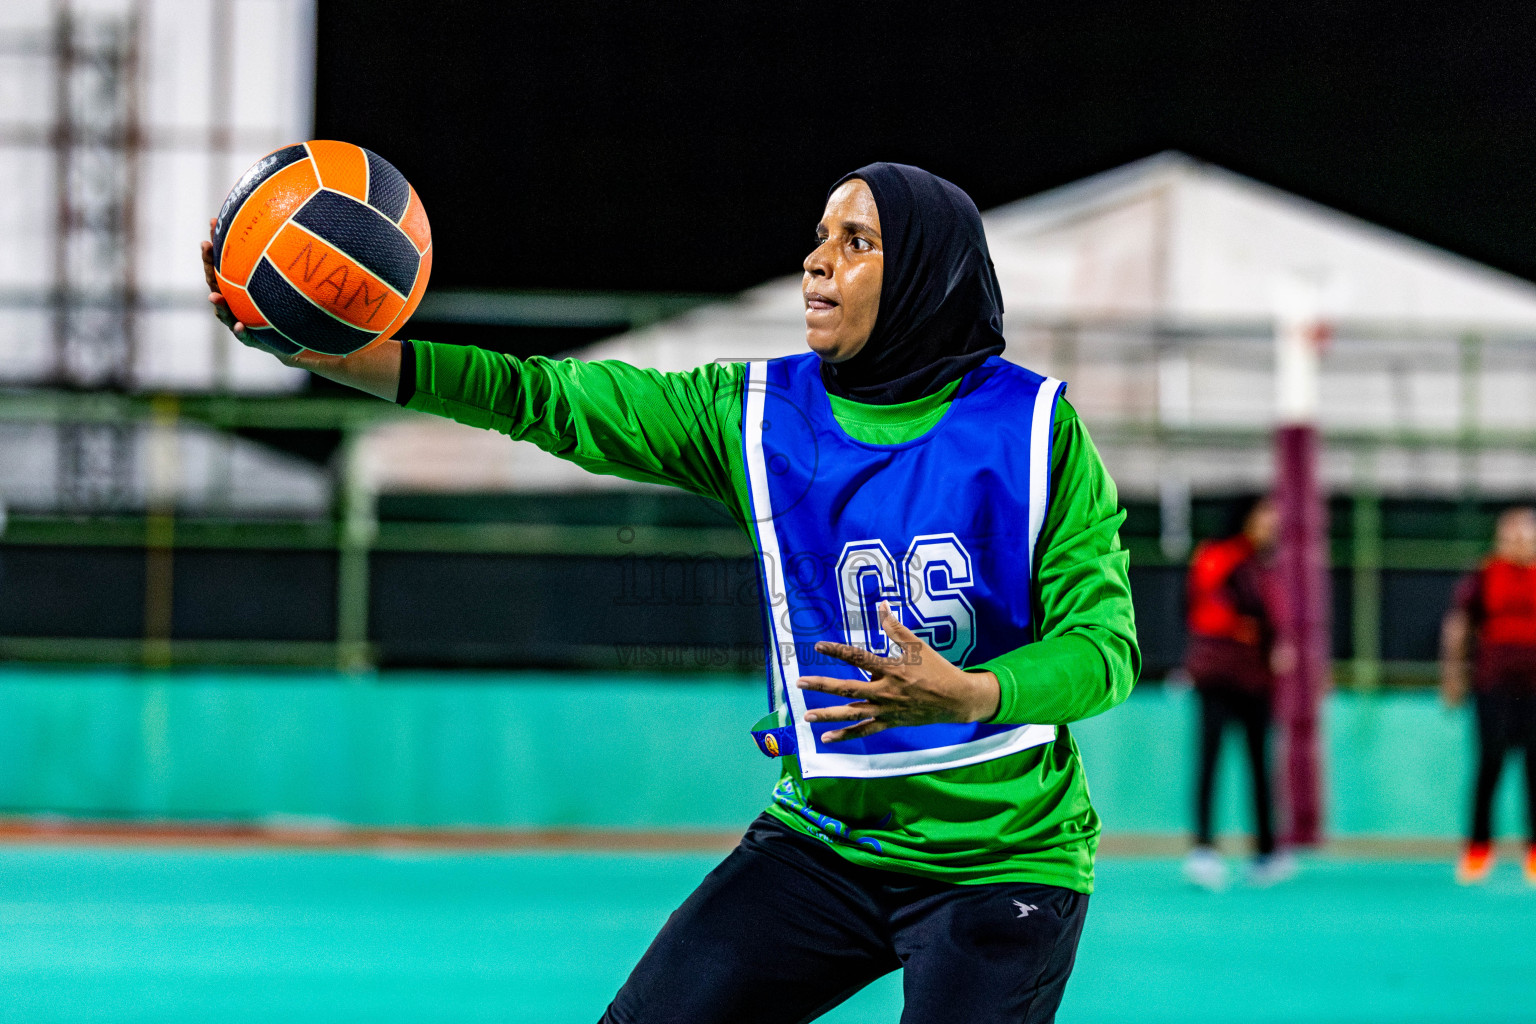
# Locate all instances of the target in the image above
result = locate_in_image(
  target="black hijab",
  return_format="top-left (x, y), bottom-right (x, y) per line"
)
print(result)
top-left (818, 163), bottom-right (1006, 406)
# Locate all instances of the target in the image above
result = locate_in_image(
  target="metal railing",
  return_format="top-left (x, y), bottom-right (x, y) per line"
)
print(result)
top-left (0, 387), bottom-right (1509, 681)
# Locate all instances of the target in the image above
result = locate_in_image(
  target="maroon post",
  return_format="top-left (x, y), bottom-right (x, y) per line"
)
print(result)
top-left (1272, 423), bottom-right (1327, 846)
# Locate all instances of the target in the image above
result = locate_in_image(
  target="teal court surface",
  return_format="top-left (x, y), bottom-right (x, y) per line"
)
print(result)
top-left (0, 846), bottom-right (1531, 1023)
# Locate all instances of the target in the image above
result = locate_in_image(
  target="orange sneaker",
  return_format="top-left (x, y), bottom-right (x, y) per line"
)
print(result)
top-left (1524, 846), bottom-right (1536, 886)
top-left (1456, 843), bottom-right (1495, 885)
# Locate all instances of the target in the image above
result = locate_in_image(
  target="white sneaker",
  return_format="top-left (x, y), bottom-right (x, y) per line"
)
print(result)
top-left (1183, 847), bottom-right (1228, 891)
top-left (1247, 851), bottom-right (1299, 887)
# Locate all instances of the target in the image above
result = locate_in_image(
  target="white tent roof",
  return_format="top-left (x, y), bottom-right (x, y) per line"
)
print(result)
top-left (988, 151), bottom-right (1536, 327)
top-left (369, 154), bottom-right (1536, 497)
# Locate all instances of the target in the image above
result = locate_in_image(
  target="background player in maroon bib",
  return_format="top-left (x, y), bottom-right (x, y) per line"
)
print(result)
top-left (1441, 506), bottom-right (1536, 885)
top-left (1182, 496), bottom-right (1295, 890)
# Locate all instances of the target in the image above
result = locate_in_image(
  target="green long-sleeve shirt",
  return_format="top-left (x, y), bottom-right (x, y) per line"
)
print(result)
top-left (404, 341), bottom-right (1139, 892)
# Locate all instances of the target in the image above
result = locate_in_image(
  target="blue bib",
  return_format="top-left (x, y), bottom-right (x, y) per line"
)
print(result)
top-left (742, 353), bottom-right (1064, 779)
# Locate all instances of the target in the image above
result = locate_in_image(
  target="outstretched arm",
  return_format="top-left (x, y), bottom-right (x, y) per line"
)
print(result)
top-left (403, 339), bottom-right (741, 504)
top-left (204, 229), bottom-right (741, 507)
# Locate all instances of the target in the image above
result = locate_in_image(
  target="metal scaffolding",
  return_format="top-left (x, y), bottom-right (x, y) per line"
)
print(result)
top-left (48, 2), bottom-right (144, 510)
top-left (51, 0), bottom-right (142, 391)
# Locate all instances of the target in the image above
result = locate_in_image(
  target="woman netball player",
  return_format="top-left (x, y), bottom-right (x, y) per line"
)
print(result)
top-left (202, 163), bottom-right (1139, 1024)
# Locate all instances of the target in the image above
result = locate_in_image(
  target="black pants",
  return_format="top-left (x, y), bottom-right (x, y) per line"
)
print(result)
top-left (1194, 686), bottom-right (1275, 856)
top-left (1469, 686), bottom-right (1536, 845)
top-left (601, 814), bottom-right (1089, 1024)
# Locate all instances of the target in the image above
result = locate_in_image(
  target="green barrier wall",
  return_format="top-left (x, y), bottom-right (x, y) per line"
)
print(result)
top-left (0, 668), bottom-right (1524, 837)
top-left (0, 669), bottom-right (776, 829)
top-left (1071, 686), bottom-right (1525, 837)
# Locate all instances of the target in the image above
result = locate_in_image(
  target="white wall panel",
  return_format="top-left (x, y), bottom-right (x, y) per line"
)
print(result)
top-left (0, 150), bottom-right (51, 288)
top-left (0, 309), bottom-right (53, 381)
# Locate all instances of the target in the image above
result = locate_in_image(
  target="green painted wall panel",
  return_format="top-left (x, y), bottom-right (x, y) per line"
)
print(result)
top-left (0, 669), bottom-right (776, 828)
top-left (0, 669), bottom-right (1523, 838)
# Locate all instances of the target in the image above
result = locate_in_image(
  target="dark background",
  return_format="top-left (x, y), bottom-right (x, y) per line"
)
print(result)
top-left (317, 0), bottom-right (1536, 307)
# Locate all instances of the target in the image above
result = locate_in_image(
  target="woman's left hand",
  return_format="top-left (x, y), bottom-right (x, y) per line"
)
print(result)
top-left (797, 601), bottom-right (1001, 743)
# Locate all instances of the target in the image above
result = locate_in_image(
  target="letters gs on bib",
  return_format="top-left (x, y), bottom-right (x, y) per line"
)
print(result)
top-left (759, 535), bottom-right (979, 669)
top-left (749, 377), bottom-right (980, 669)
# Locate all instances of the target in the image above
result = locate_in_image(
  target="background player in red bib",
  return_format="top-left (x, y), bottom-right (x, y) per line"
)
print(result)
top-left (1441, 506), bottom-right (1536, 885)
top-left (1182, 496), bottom-right (1296, 890)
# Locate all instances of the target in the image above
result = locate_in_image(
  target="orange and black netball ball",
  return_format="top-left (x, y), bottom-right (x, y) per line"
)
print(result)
top-left (211, 140), bottom-right (431, 356)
